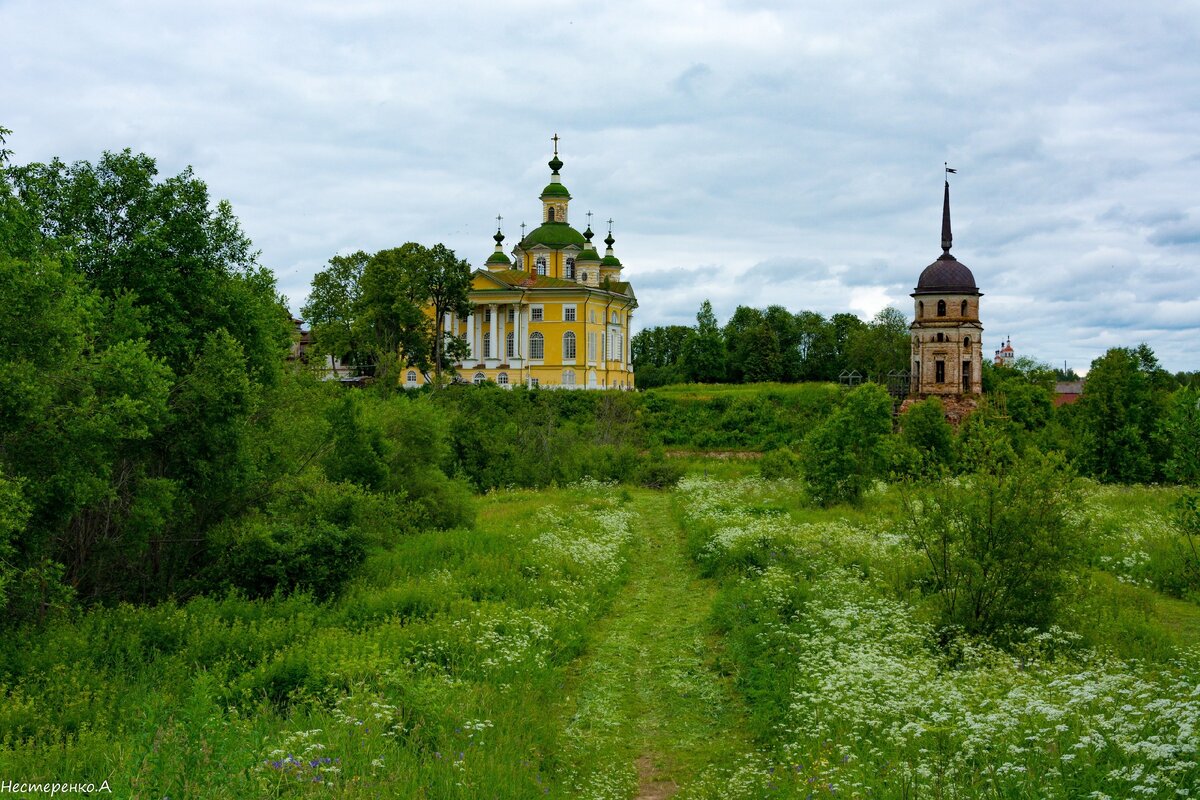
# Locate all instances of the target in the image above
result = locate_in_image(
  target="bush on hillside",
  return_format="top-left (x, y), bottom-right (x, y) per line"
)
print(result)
top-left (800, 383), bottom-right (893, 506)
top-left (900, 453), bottom-right (1080, 641)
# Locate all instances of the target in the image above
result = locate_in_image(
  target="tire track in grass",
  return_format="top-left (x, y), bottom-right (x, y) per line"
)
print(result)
top-left (558, 490), bottom-right (751, 799)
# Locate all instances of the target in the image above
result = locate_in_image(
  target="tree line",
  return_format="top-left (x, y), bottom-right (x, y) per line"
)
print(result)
top-left (632, 301), bottom-right (912, 387)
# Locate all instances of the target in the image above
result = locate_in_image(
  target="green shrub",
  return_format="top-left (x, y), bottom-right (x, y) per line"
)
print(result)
top-left (800, 383), bottom-right (893, 506)
top-left (900, 453), bottom-right (1080, 640)
top-left (207, 516), bottom-right (366, 600)
top-left (758, 447), bottom-right (801, 480)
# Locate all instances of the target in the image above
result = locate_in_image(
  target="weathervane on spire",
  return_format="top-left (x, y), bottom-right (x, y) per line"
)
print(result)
top-left (945, 162), bottom-right (957, 177)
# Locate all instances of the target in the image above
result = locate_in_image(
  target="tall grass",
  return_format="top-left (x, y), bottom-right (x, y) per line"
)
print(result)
top-left (674, 475), bottom-right (1200, 799)
top-left (0, 481), bottom-right (635, 798)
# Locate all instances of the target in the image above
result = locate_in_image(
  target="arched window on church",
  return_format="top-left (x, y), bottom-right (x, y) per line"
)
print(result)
top-left (961, 300), bottom-right (968, 316)
top-left (580, 271), bottom-right (588, 283)
top-left (963, 336), bottom-right (971, 348)
top-left (937, 300), bottom-right (946, 317)
top-left (535, 256), bottom-right (547, 276)
top-left (912, 336), bottom-right (919, 350)
top-left (529, 331), bottom-right (544, 360)
top-left (406, 370), bottom-right (417, 386)
top-left (565, 257), bottom-right (575, 279)
top-left (473, 372), bottom-right (486, 385)
top-left (936, 333), bottom-right (944, 343)
top-left (506, 331), bottom-right (514, 359)
top-left (548, 207), bottom-right (555, 222)
top-left (563, 331), bottom-right (576, 360)
top-left (562, 369), bottom-right (575, 386)
top-left (482, 331), bottom-right (491, 359)
top-left (918, 301), bottom-right (925, 317)
top-left (497, 372), bottom-right (509, 385)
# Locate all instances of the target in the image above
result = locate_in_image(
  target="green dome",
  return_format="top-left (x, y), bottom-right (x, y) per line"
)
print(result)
top-left (576, 248), bottom-right (601, 262)
top-left (485, 251), bottom-right (511, 265)
top-left (601, 255), bottom-right (622, 267)
top-left (521, 222), bottom-right (587, 249)
top-left (540, 183), bottom-right (571, 198)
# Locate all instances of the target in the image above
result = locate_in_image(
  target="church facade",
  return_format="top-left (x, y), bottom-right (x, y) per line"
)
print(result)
top-left (405, 139), bottom-right (636, 389)
top-left (910, 179), bottom-right (984, 396)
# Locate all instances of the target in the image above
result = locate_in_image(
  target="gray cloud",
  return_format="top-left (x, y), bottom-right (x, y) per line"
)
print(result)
top-left (3, 0), bottom-right (1200, 371)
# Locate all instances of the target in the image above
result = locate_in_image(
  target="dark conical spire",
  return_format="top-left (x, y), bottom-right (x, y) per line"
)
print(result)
top-left (940, 180), bottom-right (953, 256)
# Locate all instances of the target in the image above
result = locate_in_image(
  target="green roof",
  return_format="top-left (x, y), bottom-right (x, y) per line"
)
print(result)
top-left (521, 222), bottom-right (587, 249)
top-left (485, 251), bottom-right (511, 265)
top-left (487, 269), bottom-right (581, 289)
top-left (576, 248), bottom-right (601, 262)
top-left (539, 183), bottom-right (571, 198)
top-left (601, 255), bottom-right (622, 267)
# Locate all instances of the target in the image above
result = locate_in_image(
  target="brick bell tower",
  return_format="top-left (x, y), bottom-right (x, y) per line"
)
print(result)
top-left (910, 175), bottom-right (983, 397)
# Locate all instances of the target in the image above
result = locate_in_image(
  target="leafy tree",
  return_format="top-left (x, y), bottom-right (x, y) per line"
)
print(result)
top-left (304, 243), bottom-right (472, 386)
top-left (1164, 388), bottom-right (1200, 485)
top-left (1075, 346), bottom-right (1169, 483)
top-left (303, 251), bottom-right (371, 370)
top-left (900, 396), bottom-right (953, 475)
top-left (800, 382), bottom-right (892, 505)
top-left (683, 300), bottom-right (725, 383)
top-left (900, 453), bottom-right (1079, 640)
top-left (845, 306), bottom-right (910, 379)
top-left (7, 149), bottom-right (291, 383)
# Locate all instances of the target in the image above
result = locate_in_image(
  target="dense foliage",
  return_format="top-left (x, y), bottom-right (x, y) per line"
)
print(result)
top-left (633, 301), bottom-right (909, 387)
top-left (0, 139), bottom-right (472, 621)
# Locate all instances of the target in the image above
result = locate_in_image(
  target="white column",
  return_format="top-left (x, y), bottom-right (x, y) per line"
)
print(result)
top-left (499, 304), bottom-right (507, 361)
top-left (466, 312), bottom-right (475, 361)
top-left (515, 303), bottom-right (524, 358)
top-left (489, 304), bottom-right (498, 362)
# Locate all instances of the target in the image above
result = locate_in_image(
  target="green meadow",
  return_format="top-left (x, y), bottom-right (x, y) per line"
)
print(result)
top-left (3, 466), bottom-right (1198, 799)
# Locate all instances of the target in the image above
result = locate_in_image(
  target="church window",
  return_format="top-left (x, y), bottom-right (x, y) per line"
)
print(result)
top-left (565, 258), bottom-right (575, 279)
top-left (912, 336), bottom-right (919, 349)
top-left (590, 309), bottom-right (596, 323)
top-left (588, 332), bottom-right (597, 361)
top-left (497, 372), bottom-right (509, 385)
top-left (581, 271), bottom-right (588, 283)
top-left (535, 256), bottom-right (547, 276)
top-left (484, 308), bottom-right (492, 322)
top-left (935, 360), bottom-right (945, 383)
top-left (936, 332), bottom-right (944, 343)
top-left (563, 331), bottom-right (576, 360)
top-left (529, 331), bottom-right (545, 359)
top-left (937, 300), bottom-right (946, 317)
top-left (473, 372), bottom-right (486, 385)
top-left (506, 331), bottom-right (514, 359)
top-left (963, 336), bottom-right (971, 347)
top-left (961, 300), bottom-right (968, 316)
top-left (507, 307), bottom-right (515, 322)
top-left (563, 305), bottom-right (576, 321)
top-left (548, 207), bottom-right (555, 222)
top-left (530, 377), bottom-right (540, 387)
top-left (918, 301), bottom-right (924, 317)
top-left (531, 305), bottom-right (544, 322)
top-left (562, 369), bottom-right (575, 386)
top-left (611, 311), bottom-right (619, 324)
top-left (482, 331), bottom-right (491, 358)
top-left (406, 370), bottom-right (417, 385)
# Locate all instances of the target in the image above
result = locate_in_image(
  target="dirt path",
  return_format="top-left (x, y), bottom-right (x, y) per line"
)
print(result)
top-left (559, 490), bottom-right (751, 799)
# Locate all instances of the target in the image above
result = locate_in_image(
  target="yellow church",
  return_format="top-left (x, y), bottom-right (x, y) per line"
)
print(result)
top-left (406, 137), bottom-right (637, 389)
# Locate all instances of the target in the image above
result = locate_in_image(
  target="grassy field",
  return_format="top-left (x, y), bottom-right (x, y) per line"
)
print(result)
top-left (1, 469), bottom-right (1198, 798)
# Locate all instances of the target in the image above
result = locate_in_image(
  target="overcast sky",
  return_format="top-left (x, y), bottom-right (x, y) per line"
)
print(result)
top-left (4, 0), bottom-right (1199, 372)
